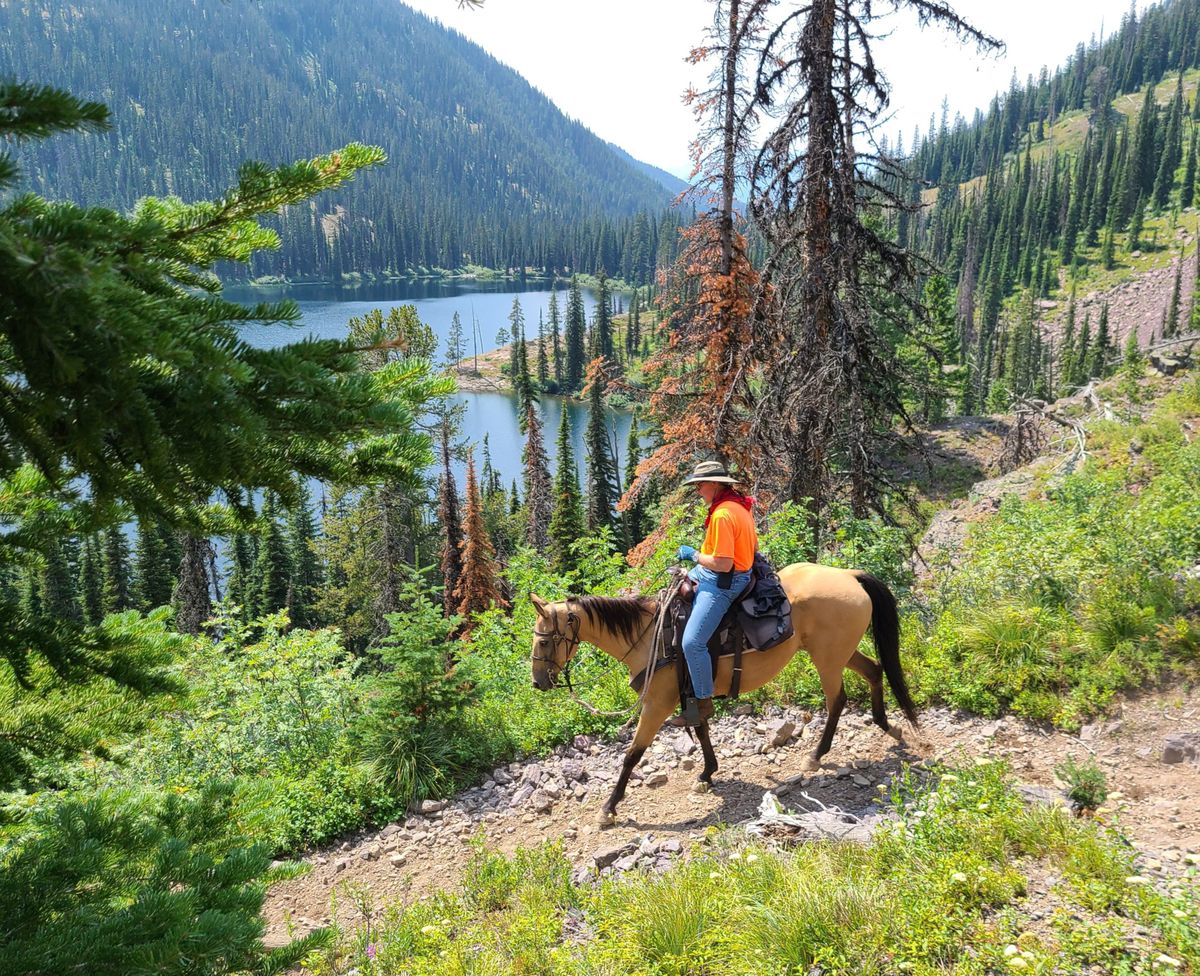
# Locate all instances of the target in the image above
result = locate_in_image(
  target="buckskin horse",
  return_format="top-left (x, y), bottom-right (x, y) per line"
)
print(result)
top-left (530, 562), bottom-right (917, 825)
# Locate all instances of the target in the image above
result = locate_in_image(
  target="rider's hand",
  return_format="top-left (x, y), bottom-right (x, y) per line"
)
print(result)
top-left (676, 545), bottom-right (697, 562)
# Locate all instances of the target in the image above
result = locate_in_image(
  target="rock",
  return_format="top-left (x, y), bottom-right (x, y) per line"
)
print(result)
top-left (852, 774), bottom-right (871, 787)
top-left (734, 704), bottom-right (754, 716)
top-left (661, 838), bottom-right (683, 855)
top-left (672, 735), bottom-right (697, 756)
top-left (560, 760), bottom-right (588, 782)
top-left (380, 823), bottom-right (401, 838)
top-left (334, 858), bottom-right (348, 873)
top-left (613, 853), bottom-right (641, 872)
top-left (769, 720), bottom-right (797, 748)
top-left (493, 767), bottom-right (514, 785)
top-left (573, 734), bottom-right (592, 751)
top-left (510, 783), bottom-right (535, 807)
top-left (359, 848), bottom-right (376, 861)
top-left (389, 853), bottom-right (407, 867)
top-left (531, 790), bottom-right (555, 814)
top-left (541, 780), bottom-right (562, 798)
top-left (645, 772), bottom-right (669, 787)
top-left (680, 757), bottom-right (695, 771)
top-left (639, 837), bottom-right (659, 857)
top-left (523, 764), bottom-right (544, 785)
top-left (419, 799), bottom-right (447, 815)
top-left (1161, 733), bottom-right (1200, 764)
top-left (594, 842), bottom-right (637, 869)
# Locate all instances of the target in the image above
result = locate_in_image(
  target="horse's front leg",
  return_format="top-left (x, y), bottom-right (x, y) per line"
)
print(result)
top-left (598, 691), bottom-right (674, 826)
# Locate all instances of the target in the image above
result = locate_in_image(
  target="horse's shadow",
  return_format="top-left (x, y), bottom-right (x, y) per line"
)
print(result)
top-left (614, 734), bottom-right (920, 834)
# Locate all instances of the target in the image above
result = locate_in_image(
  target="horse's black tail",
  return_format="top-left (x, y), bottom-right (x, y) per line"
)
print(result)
top-left (855, 571), bottom-right (918, 725)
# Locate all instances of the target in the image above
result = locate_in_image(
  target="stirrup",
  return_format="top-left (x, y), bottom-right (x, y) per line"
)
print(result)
top-left (668, 696), bottom-right (704, 728)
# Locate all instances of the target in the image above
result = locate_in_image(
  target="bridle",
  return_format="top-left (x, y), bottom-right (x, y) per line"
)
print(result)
top-left (532, 599), bottom-right (583, 687)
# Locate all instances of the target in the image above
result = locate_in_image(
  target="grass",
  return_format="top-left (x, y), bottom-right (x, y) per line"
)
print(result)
top-left (303, 761), bottom-right (1200, 976)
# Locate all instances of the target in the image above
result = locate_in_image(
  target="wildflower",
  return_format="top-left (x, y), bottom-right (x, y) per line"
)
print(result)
top-left (421, 924), bottom-right (439, 935)
top-left (941, 774), bottom-right (959, 784)
top-left (709, 870), bottom-right (721, 880)
top-left (1125, 876), bottom-right (1153, 886)
top-left (951, 872), bottom-right (969, 884)
top-left (1004, 945), bottom-right (1020, 957)
top-left (729, 850), bottom-right (742, 860)
top-left (977, 802), bottom-right (990, 811)
top-left (366, 942), bottom-right (378, 961)
top-left (1007, 956), bottom-right (1028, 969)
top-left (745, 853), bottom-right (759, 863)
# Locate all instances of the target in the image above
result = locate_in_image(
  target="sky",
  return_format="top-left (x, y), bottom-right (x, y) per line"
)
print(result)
top-left (405, 0), bottom-right (1156, 179)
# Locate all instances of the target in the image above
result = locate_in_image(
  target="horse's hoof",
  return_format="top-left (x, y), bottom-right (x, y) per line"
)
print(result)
top-left (800, 756), bottom-right (821, 772)
top-left (597, 809), bottom-right (616, 828)
top-left (691, 780), bottom-right (711, 794)
top-left (886, 727), bottom-right (903, 742)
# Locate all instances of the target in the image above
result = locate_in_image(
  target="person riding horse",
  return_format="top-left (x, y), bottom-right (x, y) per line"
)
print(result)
top-left (673, 460), bottom-right (758, 726)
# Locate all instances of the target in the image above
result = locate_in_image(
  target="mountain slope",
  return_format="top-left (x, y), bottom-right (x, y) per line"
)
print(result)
top-left (3, 0), bottom-right (673, 278)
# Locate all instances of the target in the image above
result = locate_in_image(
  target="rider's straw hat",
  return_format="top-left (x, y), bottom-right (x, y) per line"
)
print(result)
top-left (682, 460), bottom-right (739, 485)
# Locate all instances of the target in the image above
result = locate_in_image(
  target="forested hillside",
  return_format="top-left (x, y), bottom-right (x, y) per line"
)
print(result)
top-left (900, 0), bottom-right (1200, 413)
top-left (1, 0), bottom-right (677, 280)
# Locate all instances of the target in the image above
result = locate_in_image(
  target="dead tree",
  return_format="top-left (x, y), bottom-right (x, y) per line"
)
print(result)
top-left (747, 0), bottom-right (1001, 538)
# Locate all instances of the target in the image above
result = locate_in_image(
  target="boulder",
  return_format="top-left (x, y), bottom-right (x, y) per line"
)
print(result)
top-left (1161, 733), bottom-right (1200, 764)
top-left (769, 720), bottom-right (797, 749)
top-left (593, 842), bottom-right (637, 869)
top-left (419, 799), bottom-right (447, 815)
top-left (645, 772), bottom-right (669, 787)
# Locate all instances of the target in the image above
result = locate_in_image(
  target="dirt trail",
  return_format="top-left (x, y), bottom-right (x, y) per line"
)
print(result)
top-left (264, 688), bottom-right (1200, 945)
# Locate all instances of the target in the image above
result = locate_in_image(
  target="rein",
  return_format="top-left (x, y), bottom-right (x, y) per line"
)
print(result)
top-left (538, 569), bottom-right (686, 721)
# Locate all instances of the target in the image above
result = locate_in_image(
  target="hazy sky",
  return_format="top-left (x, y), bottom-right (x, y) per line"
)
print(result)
top-left (405, 0), bottom-right (1155, 179)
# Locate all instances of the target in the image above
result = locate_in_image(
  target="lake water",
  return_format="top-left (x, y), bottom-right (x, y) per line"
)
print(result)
top-left (225, 280), bottom-right (636, 490)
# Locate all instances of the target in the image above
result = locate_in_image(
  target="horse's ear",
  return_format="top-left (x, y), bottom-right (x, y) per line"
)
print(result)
top-left (529, 592), bottom-right (550, 617)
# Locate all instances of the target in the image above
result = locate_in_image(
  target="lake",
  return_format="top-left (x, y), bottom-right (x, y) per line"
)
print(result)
top-left (225, 280), bottom-right (637, 490)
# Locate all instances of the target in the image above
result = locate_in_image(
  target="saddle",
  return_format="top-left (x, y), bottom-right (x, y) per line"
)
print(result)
top-left (630, 553), bottom-right (794, 703)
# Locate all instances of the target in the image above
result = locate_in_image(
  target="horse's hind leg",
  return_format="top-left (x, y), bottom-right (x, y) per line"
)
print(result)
top-left (803, 669), bottom-right (847, 771)
top-left (848, 649), bottom-right (902, 741)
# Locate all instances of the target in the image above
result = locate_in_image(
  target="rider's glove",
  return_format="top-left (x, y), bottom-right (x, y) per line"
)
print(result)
top-left (676, 545), bottom-right (697, 562)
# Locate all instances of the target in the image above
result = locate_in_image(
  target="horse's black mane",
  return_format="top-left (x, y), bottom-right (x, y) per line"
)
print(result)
top-left (571, 595), bottom-right (657, 645)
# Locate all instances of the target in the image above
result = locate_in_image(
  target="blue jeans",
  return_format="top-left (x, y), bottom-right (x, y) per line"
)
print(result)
top-left (682, 566), bottom-right (752, 699)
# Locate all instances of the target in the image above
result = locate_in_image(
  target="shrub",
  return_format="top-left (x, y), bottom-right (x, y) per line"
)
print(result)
top-left (1055, 754), bottom-right (1109, 811)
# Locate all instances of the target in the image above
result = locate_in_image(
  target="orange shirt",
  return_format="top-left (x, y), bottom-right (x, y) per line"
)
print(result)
top-left (700, 500), bottom-right (757, 572)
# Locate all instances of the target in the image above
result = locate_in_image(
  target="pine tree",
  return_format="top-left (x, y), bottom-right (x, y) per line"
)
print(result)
top-left (548, 409), bottom-right (586, 574)
top-left (590, 269), bottom-right (614, 362)
top-left (253, 492), bottom-right (292, 618)
top-left (286, 486), bottom-right (323, 629)
top-left (77, 534), bottom-right (104, 626)
top-left (1100, 219), bottom-right (1116, 270)
top-left (1091, 303), bottom-right (1113, 379)
top-left (536, 310), bottom-right (550, 389)
top-left (175, 534), bottom-right (213, 636)
top-left (454, 454), bottom-right (502, 627)
top-left (620, 413), bottom-right (646, 549)
top-left (1129, 191), bottom-right (1145, 250)
top-left (522, 403), bottom-right (553, 555)
top-left (444, 310), bottom-right (466, 370)
top-left (133, 516), bottom-right (175, 611)
top-left (1072, 313), bottom-right (1093, 388)
top-left (1182, 128), bottom-right (1198, 210)
top-left (564, 276), bottom-right (587, 392)
top-left (548, 288), bottom-right (564, 386)
top-left (101, 528), bottom-right (133, 615)
top-left (1119, 327), bottom-right (1145, 403)
top-left (1165, 251), bottom-right (1184, 337)
top-left (583, 366), bottom-right (619, 535)
top-left (436, 419), bottom-right (464, 618)
top-left (41, 538), bottom-right (80, 625)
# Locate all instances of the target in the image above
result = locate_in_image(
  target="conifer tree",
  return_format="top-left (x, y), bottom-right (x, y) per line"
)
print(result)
top-left (1091, 303), bottom-right (1113, 379)
top-left (133, 516), bottom-right (176, 611)
top-left (1100, 219), bottom-right (1116, 270)
top-left (536, 310), bottom-right (550, 388)
top-left (444, 310), bottom-right (467, 371)
top-left (509, 478), bottom-right (521, 517)
top-left (1166, 251), bottom-right (1184, 337)
top-left (286, 486), bottom-right (323, 629)
top-left (620, 413), bottom-right (646, 549)
top-left (1182, 129), bottom-right (1198, 210)
top-left (583, 365), bottom-right (619, 534)
top-left (564, 276), bottom-right (587, 391)
top-left (175, 534), bottom-right (213, 636)
top-left (548, 288), bottom-right (564, 386)
top-left (1152, 74), bottom-right (1185, 211)
top-left (1058, 294), bottom-right (1078, 397)
top-left (77, 534), bottom-right (104, 626)
top-left (41, 538), bottom-right (81, 625)
top-left (101, 528), bottom-right (133, 615)
top-left (549, 409), bottom-right (586, 573)
top-left (522, 403), bottom-right (553, 555)
top-left (435, 417), bottom-right (464, 618)
top-left (1072, 313), bottom-right (1093, 388)
top-left (590, 269), bottom-right (614, 362)
top-left (1129, 191), bottom-right (1145, 250)
top-left (253, 492), bottom-right (292, 618)
top-left (454, 454), bottom-right (502, 627)
top-left (1119, 328), bottom-right (1145, 403)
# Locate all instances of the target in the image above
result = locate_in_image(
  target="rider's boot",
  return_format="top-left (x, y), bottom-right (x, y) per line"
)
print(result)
top-left (668, 696), bottom-right (714, 728)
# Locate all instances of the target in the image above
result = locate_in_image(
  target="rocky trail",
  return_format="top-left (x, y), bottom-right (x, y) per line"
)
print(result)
top-left (264, 687), bottom-right (1200, 945)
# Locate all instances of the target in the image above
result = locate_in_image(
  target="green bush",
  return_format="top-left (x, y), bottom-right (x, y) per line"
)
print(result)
top-left (0, 781), bottom-right (328, 976)
top-left (1055, 755), bottom-right (1109, 811)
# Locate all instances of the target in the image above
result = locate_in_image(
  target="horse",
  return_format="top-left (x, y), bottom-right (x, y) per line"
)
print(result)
top-left (529, 562), bottom-right (918, 825)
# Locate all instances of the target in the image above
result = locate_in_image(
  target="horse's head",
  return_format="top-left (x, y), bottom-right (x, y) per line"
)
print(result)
top-left (529, 593), bottom-right (581, 691)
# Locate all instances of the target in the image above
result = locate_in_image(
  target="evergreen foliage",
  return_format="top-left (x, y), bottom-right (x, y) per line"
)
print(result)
top-left (583, 366), bottom-right (619, 535)
top-left (548, 410), bottom-right (585, 574)
top-left (522, 404), bottom-right (553, 556)
top-left (564, 277), bottom-right (588, 392)
top-left (454, 455), bottom-right (502, 627)
top-left (285, 487), bottom-right (323, 630)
